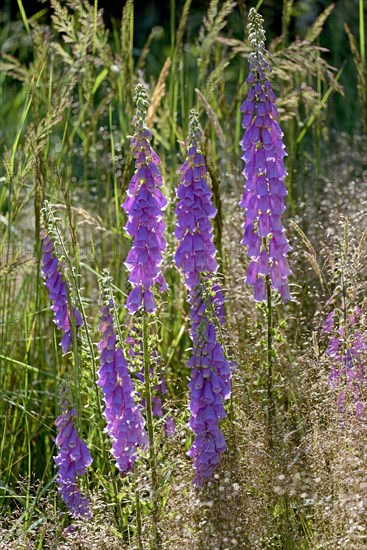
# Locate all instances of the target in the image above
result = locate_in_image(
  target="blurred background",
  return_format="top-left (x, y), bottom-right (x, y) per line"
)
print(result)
top-left (1, 0), bottom-right (365, 132)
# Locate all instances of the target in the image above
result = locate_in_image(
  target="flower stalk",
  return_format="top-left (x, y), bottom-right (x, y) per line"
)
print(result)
top-left (266, 274), bottom-right (274, 446)
top-left (142, 311), bottom-right (161, 547)
top-left (240, 8), bottom-right (291, 303)
top-left (175, 110), bottom-right (231, 485)
top-left (122, 84), bottom-right (167, 545)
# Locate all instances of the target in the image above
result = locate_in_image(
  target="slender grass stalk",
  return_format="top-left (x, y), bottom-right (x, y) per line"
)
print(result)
top-left (344, 22), bottom-right (367, 135)
top-left (170, 0), bottom-right (175, 55)
top-left (142, 311), bottom-right (160, 548)
top-left (109, 103), bottom-right (121, 233)
top-left (359, 0), bottom-right (366, 134)
top-left (360, 0), bottom-right (365, 67)
top-left (24, 410), bottom-right (31, 529)
top-left (296, 62), bottom-right (345, 145)
top-left (169, 0), bottom-right (179, 150)
top-left (282, 0), bottom-right (294, 48)
top-left (235, 64), bottom-right (244, 148)
top-left (10, 60), bottom-right (47, 172)
top-left (93, 0), bottom-right (98, 56)
top-left (313, 42), bottom-right (321, 203)
top-left (16, 0), bottom-right (30, 34)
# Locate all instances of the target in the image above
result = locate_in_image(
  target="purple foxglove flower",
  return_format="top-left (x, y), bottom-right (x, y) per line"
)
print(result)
top-left (175, 126), bottom-right (218, 291)
top-left (54, 402), bottom-right (93, 518)
top-left (122, 85), bottom-right (167, 313)
top-left (98, 301), bottom-right (148, 472)
top-left (175, 111), bottom-right (231, 486)
top-left (324, 308), bottom-right (366, 419)
top-left (40, 228), bottom-right (83, 353)
top-left (187, 297), bottom-right (231, 486)
top-left (240, 9), bottom-right (291, 302)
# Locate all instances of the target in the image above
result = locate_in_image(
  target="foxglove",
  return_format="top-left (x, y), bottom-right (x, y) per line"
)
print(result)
top-left (98, 300), bottom-right (148, 472)
top-left (187, 284), bottom-right (231, 485)
top-left (175, 111), bottom-right (231, 486)
top-left (122, 84), bottom-right (167, 314)
top-left (40, 228), bottom-right (83, 352)
top-left (175, 124), bottom-right (217, 290)
top-left (240, 8), bottom-right (291, 302)
top-left (323, 306), bottom-right (366, 418)
top-left (54, 402), bottom-right (93, 518)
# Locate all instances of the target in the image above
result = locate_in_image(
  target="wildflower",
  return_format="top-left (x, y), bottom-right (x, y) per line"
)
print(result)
top-left (324, 307), bottom-right (366, 418)
top-left (174, 109), bottom-right (226, 319)
top-left (174, 119), bottom-right (217, 290)
top-left (40, 228), bottom-right (83, 353)
top-left (98, 300), bottom-right (148, 472)
top-left (240, 8), bottom-right (291, 302)
top-left (187, 285), bottom-right (231, 486)
top-left (175, 111), bottom-right (231, 485)
top-left (54, 402), bottom-right (93, 518)
top-left (122, 84), bottom-right (167, 313)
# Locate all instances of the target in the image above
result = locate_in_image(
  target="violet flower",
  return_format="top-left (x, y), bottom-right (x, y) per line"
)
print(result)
top-left (323, 306), bottom-right (366, 418)
top-left (175, 125), bottom-right (217, 290)
top-left (122, 84), bottom-right (167, 314)
top-left (240, 8), bottom-right (291, 302)
top-left (40, 228), bottom-right (83, 353)
top-left (175, 111), bottom-right (231, 486)
top-left (98, 300), bottom-right (149, 472)
top-left (187, 285), bottom-right (231, 486)
top-left (54, 402), bottom-right (93, 518)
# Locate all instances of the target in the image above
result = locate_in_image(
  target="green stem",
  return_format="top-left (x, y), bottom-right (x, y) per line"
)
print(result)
top-left (135, 488), bottom-right (143, 550)
top-left (360, 0), bottom-right (365, 67)
top-left (93, 0), bottom-right (98, 56)
top-left (142, 311), bottom-right (160, 548)
top-left (266, 275), bottom-right (274, 448)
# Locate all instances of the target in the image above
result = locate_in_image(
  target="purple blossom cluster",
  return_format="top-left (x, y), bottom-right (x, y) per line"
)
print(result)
top-left (40, 228), bottom-right (83, 353)
top-left (175, 111), bottom-right (231, 485)
top-left (122, 84), bottom-right (167, 314)
top-left (98, 300), bottom-right (149, 472)
top-left (175, 138), bottom-right (217, 290)
top-left (240, 8), bottom-right (291, 302)
top-left (187, 286), bottom-right (231, 485)
top-left (54, 402), bottom-right (93, 518)
top-left (323, 306), bottom-right (366, 418)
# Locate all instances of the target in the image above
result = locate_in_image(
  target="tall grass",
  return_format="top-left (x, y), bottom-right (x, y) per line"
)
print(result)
top-left (1, 0), bottom-right (367, 548)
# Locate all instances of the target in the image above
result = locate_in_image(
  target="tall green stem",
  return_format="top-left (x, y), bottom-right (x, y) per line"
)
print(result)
top-left (135, 488), bottom-right (143, 550)
top-left (266, 275), bottom-right (274, 448)
top-left (142, 312), bottom-right (160, 548)
top-left (359, 0), bottom-right (365, 67)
